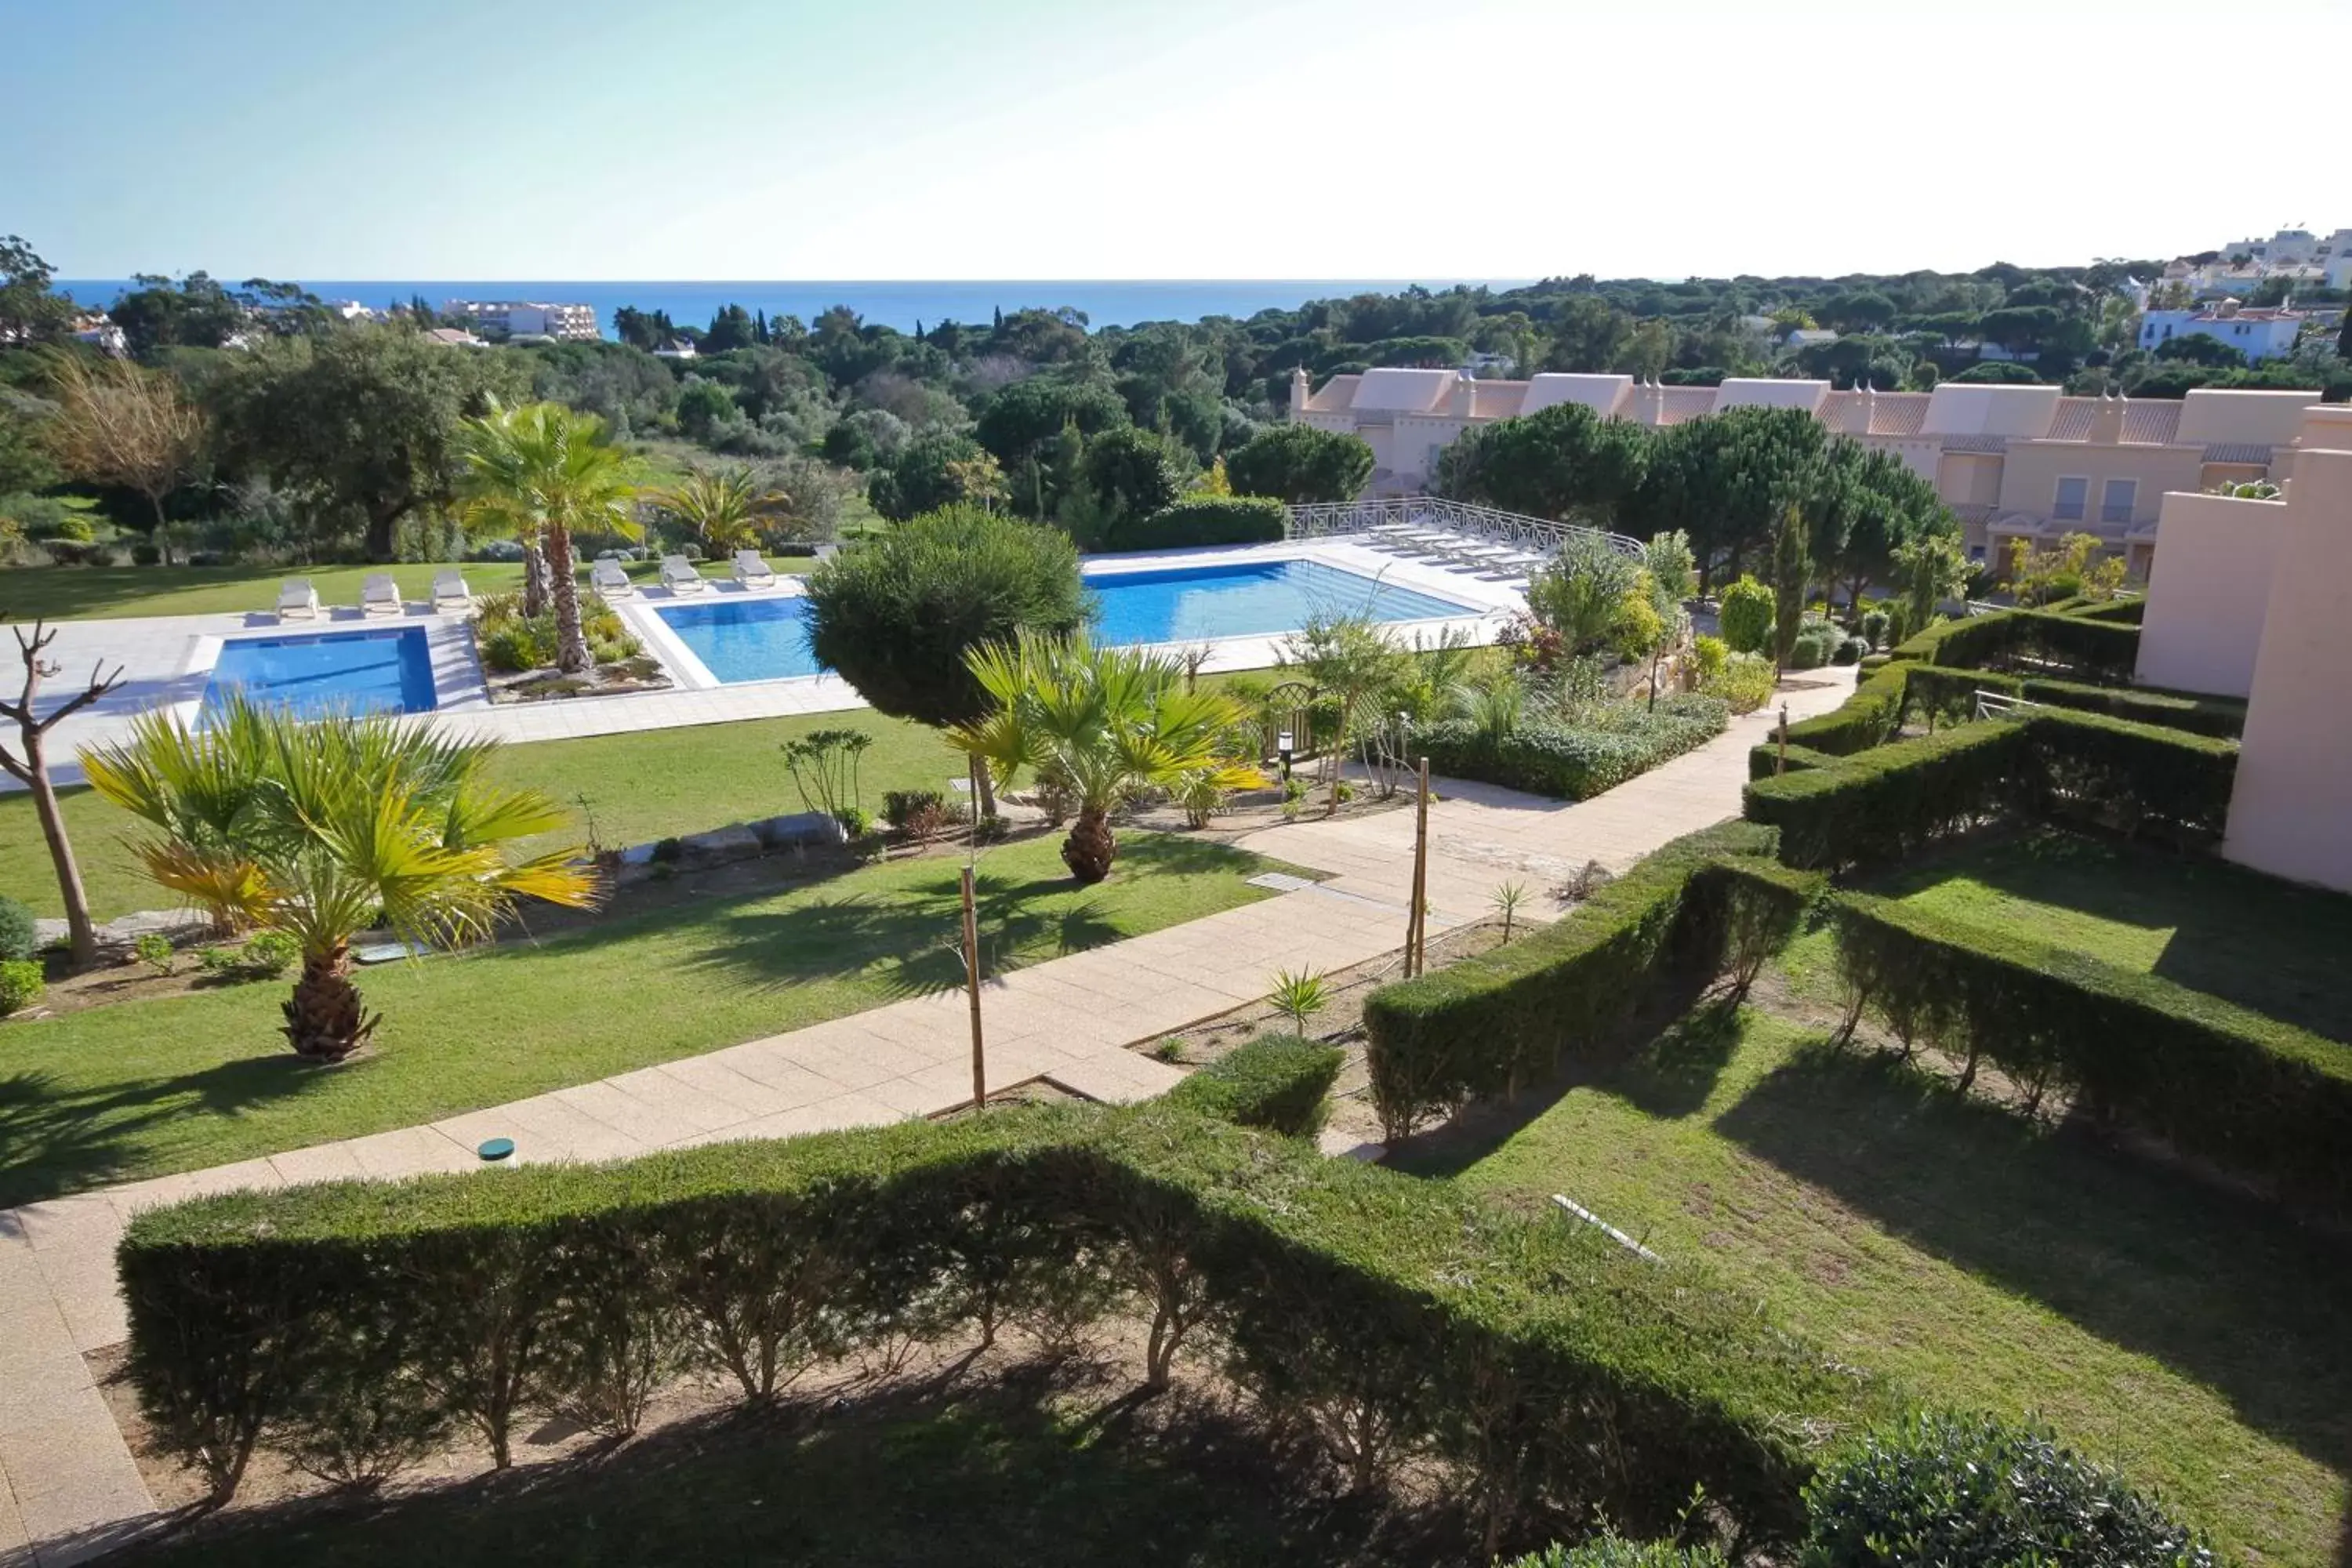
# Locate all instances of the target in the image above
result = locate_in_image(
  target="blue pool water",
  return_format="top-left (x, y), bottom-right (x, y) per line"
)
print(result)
top-left (657, 560), bottom-right (1478, 685)
top-left (201, 628), bottom-right (437, 722)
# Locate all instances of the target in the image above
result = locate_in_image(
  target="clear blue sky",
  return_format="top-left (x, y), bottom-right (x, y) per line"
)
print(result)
top-left (6, 0), bottom-right (2344, 281)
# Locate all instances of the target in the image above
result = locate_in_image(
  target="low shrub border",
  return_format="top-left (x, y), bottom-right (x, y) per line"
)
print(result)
top-left (118, 1098), bottom-right (1897, 1551)
top-left (1415, 697), bottom-right (1729, 800)
top-left (1163, 1032), bottom-right (1343, 1137)
top-left (1102, 495), bottom-right (1287, 554)
top-left (1359, 823), bottom-right (1821, 1139)
top-left (1892, 607), bottom-right (2140, 684)
top-left (1828, 892), bottom-right (2352, 1208)
top-left (1744, 709), bottom-right (2237, 872)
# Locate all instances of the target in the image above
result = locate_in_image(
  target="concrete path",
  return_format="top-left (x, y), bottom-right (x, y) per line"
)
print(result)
top-left (0, 669), bottom-right (1854, 1564)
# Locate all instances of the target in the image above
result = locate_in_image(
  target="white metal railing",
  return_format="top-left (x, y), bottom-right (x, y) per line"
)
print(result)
top-left (1286, 495), bottom-right (1644, 558)
top-left (1974, 690), bottom-right (2045, 722)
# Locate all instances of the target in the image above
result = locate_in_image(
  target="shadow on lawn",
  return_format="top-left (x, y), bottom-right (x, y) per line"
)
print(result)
top-left (1715, 1040), bottom-right (2352, 1483)
top-left (0, 1054), bottom-right (327, 1209)
top-left (106, 1352), bottom-right (1470, 1568)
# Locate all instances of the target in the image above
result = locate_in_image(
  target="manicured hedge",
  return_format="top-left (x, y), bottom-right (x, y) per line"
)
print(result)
top-left (1747, 740), bottom-right (1841, 781)
top-left (1163, 1033), bottom-right (1344, 1138)
top-left (1895, 608), bottom-right (2140, 684)
top-left (1102, 495), bottom-right (1288, 554)
top-left (1900, 664), bottom-right (2245, 739)
top-left (118, 1100), bottom-right (1897, 1546)
top-left (1360, 823), bottom-right (1820, 1139)
top-left (2063, 596), bottom-right (2147, 625)
top-left (1829, 893), bottom-right (2352, 1207)
top-left (1417, 697), bottom-right (1728, 800)
top-left (1779, 662), bottom-right (1911, 757)
top-left (1744, 710), bottom-right (2237, 871)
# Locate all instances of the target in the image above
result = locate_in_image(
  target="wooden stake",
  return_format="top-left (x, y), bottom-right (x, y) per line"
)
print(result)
top-left (960, 864), bottom-right (985, 1109)
top-left (1776, 705), bottom-right (1789, 776)
top-left (1406, 757), bottom-right (1431, 977)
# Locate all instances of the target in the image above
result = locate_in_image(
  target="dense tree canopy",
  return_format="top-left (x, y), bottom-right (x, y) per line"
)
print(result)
top-left (803, 505), bottom-right (1087, 729)
top-left (1435, 403), bottom-right (1648, 523)
top-left (1224, 423), bottom-right (1374, 505)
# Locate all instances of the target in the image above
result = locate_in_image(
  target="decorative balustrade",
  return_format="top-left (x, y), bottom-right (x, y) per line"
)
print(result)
top-left (1284, 495), bottom-right (1642, 557)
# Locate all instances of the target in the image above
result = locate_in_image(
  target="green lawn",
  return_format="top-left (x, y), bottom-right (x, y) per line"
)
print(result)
top-left (0, 832), bottom-right (1287, 1207)
top-left (2, 713), bottom-right (970, 921)
top-left (0, 554), bottom-right (811, 622)
top-left (1403, 1005), bottom-right (2350, 1565)
top-left (118, 1366), bottom-right (1406, 1568)
top-left (1862, 828), bottom-right (2352, 1043)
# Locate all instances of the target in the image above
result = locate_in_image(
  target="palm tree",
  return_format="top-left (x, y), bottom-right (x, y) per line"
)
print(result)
top-left (949, 634), bottom-right (1261, 884)
top-left (456, 400), bottom-right (638, 673)
top-left (655, 466), bottom-right (786, 554)
top-left (81, 695), bottom-right (597, 1062)
top-left (1278, 614), bottom-right (1404, 816)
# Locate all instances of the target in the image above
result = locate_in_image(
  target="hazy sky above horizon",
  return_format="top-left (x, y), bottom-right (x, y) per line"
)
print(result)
top-left (6, 0), bottom-right (2342, 282)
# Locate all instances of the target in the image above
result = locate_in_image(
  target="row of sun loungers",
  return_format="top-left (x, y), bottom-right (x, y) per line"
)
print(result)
top-left (1359, 523), bottom-right (1550, 581)
top-left (281, 548), bottom-right (834, 621)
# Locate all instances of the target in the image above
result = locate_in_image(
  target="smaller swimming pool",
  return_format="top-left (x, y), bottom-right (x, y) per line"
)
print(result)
top-left (659, 596), bottom-right (822, 684)
top-left (201, 627), bottom-right (437, 723)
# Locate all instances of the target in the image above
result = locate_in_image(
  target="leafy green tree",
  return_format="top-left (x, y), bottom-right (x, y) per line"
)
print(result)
top-left (106, 272), bottom-right (251, 359)
top-left (949, 633), bottom-right (1257, 882)
top-left (0, 236), bottom-right (73, 343)
top-left (1817, 290), bottom-right (1896, 333)
top-left (1627, 405), bottom-right (1825, 579)
top-left (0, 395), bottom-right (59, 495)
top-left (2152, 333), bottom-right (2245, 368)
top-left (1079, 425), bottom-right (1185, 532)
top-left (42, 352), bottom-right (208, 550)
top-left (1277, 614), bottom-right (1406, 815)
top-left (673, 379), bottom-right (739, 441)
top-left (1436, 402), bottom-right (1649, 523)
top-left (1715, 575), bottom-right (1776, 656)
top-left (82, 695), bottom-right (595, 1062)
top-left (455, 400), bottom-right (639, 673)
top-left (1810, 442), bottom-right (1954, 608)
top-left (1947, 359), bottom-right (2042, 385)
top-left (866, 430), bottom-right (989, 521)
top-left (704, 304), bottom-right (757, 354)
top-left (1525, 531), bottom-right (1642, 655)
top-left (803, 504), bottom-right (1086, 809)
top-left (1225, 423), bottom-right (1374, 505)
top-left (1769, 503), bottom-right (1812, 670)
top-left (2338, 310), bottom-right (2352, 362)
top-left (1891, 532), bottom-right (1972, 640)
top-left (212, 325), bottom-right (527, 559)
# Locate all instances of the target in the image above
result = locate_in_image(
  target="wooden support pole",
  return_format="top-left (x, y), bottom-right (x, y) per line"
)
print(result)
top-left (960, 864), bottom-right (985, 1110)
top-left (1406, 757), bottom-right (1431, 977)
top-left (1776, 705), bottom-right (1789, 776)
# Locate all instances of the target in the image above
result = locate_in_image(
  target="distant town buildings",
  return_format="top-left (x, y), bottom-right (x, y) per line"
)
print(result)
top-left (440, 300), bottom-right (601, 341)
top-left (1290, 368), bottom-right (2322, 579)
top-left (2138, 302), bottom-right (2307, 363)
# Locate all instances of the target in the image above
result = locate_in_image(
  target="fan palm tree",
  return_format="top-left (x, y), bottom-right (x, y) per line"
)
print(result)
top-left (456, 400), bottom-right (638, 673)
top-left (949, 633), bottom-right (1261, 884)
top-left (655, 465), bottom-right (787, 554)
top-left (80, 695), bottom-right (598, 1062)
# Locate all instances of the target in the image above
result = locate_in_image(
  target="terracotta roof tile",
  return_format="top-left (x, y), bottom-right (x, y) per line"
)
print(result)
top-left (1654, 387), bottom-right (1719, 426)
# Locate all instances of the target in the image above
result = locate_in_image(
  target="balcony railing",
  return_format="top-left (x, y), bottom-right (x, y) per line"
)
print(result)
top-left (1286, 495), bottom-right (1643, 557)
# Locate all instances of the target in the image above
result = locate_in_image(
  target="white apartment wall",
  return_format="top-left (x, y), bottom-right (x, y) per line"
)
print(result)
top-left (2222, 412), bottom-right (2352, 891)
top-left (2132, 492), bottom-right (2289, 697)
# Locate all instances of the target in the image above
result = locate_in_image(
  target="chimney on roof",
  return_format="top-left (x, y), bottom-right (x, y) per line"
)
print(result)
top-left (1453, 368), bottom-right (1477, 419)
top-left (1288, 365), bottom-right (1309, 419)
top-left (1845, 378), bottom-right (1875, 435)
top-left (2089, 388), bottom-right (2125, 446)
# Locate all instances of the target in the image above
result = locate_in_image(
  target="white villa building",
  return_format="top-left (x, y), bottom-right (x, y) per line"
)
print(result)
top-left (441, 300), bottom-right (601, 341)
top-left (1287, 366), bottom-right (2323, 579)
top-left (2137, 303), bottom-right (2307, 363)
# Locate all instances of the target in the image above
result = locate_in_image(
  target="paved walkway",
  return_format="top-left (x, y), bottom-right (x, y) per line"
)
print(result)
top-left (0, 670), bottom-right (1854, 1565)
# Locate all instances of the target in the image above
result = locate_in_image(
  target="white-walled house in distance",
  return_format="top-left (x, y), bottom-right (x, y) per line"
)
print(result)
top-left (2133, 404), bottom-right (2352, 893)
top-left (2137, 303), bottom-right (2307, 363)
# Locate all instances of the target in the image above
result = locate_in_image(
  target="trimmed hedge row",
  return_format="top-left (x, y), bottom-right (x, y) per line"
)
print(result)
top-left (1417, 697), bottom-right (1729, 800)
top-left (1359, 823), bottom-right (1820, 1139)
top-left (1163, 1033), bottom-right (1343, 1137)
top-left (1744, 710), bottom-right (2238, 872)
top-left (1830, 893), bottom-right (2352, 1207)
top-left (118, 1098), bottom-right (1896, 1547)
top-left (1893, 608), bottom-right (2140, 683)
top-left (1102, 495), bottom-right (1288, 553)
top-left (1777, 662), bottom-right (1911, 757)
top-left (1900, 664), bottom-right (2246, 739)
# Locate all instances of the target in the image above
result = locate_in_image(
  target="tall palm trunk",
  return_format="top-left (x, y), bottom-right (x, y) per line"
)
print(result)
top-left (281, 942), bottom-right (379, 1062)
top-left (546, 521), bottom-right (591, 673)
top-left (1062, 805), bottom-right (1116, 884)
top-left (521, 537), bottom-right (551, 619)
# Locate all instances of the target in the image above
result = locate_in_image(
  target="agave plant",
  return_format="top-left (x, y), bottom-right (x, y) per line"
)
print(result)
top-left (81, 695), bottom-right (598, 1062)
top-left (949, 633), bottom-right (1261, 884)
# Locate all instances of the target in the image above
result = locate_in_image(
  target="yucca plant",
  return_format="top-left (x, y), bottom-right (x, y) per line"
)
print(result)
top-left (1268, 967), bottom-right (1329, 1035)
top-left (81, 695), bottom-right (598, 1062)
top-left (949, 633), bottom-right (1261, 884)
top-left (1491, 880), bottom-right (1528, 944)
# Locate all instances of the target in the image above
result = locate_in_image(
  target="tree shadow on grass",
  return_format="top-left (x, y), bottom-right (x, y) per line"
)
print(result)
top-left (104, 1352), bottom-right (1469, 1568)
top-left (1714, 1040), bottom-right (2352, 1482)
top-left (0, 1054), bottom-right (335, 1209)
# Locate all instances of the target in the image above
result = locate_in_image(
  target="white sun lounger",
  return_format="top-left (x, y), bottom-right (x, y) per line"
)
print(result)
top-left (360, 572), bottom-right (402, 616)
top-left (660, 555), bottom-right (707, 593)
top-left (590, 557), bottom-right (634, 597)
top-left (431, 568), bottom-right (473, 611)
top-left (277, 579), bottom-right (319, 620)
top-left (731, 549), bottom-right (777, 589)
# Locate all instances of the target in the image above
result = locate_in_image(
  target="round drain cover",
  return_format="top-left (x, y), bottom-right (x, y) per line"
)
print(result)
top-left (477, 1137), bottom-right (515, 1162)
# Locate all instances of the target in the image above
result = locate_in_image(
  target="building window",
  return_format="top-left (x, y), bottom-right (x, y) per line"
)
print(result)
top-left (2053, 477), bottom-right (2089, 522)
top-left (2100, 477), bottom-right (2136, 524)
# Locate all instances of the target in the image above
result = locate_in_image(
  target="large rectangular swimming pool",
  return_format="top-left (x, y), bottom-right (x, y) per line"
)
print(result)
top-left (655, 557), bottom-right (1481, 687)
top-left (201, 627), bottom-right (437, 723)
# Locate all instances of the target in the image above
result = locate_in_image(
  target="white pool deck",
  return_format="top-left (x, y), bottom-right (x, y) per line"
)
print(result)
top-left (14, 539), bottom-right (1526, 785)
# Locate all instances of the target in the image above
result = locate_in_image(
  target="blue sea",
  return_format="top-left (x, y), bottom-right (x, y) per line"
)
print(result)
top-left (52, 279), bottom-right (1523, 339)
